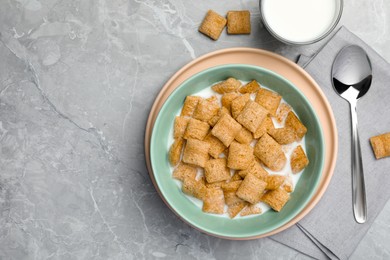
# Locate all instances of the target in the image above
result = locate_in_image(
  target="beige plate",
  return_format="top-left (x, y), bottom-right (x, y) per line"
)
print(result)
top-left (144, 47), bottom-right (338, 239)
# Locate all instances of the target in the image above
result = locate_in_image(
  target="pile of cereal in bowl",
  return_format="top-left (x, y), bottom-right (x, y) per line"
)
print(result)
top-left (168, 77), bottom-right (309, 218)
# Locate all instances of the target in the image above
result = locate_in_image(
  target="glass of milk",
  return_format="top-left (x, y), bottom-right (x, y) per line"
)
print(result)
top-left (260, 0), bottom-right (343, 45)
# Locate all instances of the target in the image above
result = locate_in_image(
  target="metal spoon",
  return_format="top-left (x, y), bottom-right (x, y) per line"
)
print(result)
top-left (331, 45), bottom-right (372, 224)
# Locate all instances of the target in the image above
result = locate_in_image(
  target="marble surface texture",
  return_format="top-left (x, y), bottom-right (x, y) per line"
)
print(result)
top-left (0, 0), bottom-right (389, 259)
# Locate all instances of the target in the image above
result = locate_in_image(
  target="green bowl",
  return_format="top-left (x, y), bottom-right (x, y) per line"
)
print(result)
top-left (150, 64), bottom-right (324, 238)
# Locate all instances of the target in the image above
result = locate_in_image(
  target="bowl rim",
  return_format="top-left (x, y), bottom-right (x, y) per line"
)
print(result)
top-left (150, 64), bottom-right (325, 238)
top-left (259, 0), bottom-right (344, 45)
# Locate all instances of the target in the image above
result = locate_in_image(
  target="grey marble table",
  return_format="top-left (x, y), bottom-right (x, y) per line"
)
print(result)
top-left (0, 0), bottom-right (389, 259)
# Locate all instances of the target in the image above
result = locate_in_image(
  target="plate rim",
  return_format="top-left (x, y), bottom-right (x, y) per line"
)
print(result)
top-left (144, 47), bottom-right (338, 240)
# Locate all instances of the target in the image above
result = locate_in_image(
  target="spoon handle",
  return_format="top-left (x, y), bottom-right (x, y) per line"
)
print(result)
top-left (349, 101), bottom-right (367, 224)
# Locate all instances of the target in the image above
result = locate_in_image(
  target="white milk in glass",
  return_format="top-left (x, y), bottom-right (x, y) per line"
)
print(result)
top-left (262, 0), bottom-right (340, 43)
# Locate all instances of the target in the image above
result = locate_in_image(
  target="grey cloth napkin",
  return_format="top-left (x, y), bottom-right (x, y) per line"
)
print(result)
top-left (271, 26), bottom-right (390, 260)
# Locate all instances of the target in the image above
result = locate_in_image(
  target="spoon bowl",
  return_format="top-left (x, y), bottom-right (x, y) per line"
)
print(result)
top-left (331, 45), bottom-right (372, 224)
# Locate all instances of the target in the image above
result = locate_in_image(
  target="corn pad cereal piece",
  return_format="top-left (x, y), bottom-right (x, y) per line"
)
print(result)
top-left (370, 132), bottom-right (390, 159)
top-left (283, 175), bottom-right (294, 193)
top-left (222, 181), bottom-right (245, 207)
top-left (182, 176), bottom-right (207, 200)
top-left (269, 127), bottom-right (297, 145)
top-left (290, 145), bottom-right (309, 173)
top-left (227, 141), bottom-right (254, 170)
top-left (199, 10), bottom-right (227, 41)
top-left (231, 172), bottom-right (242, 181)
top-left (228, 201), bottom-right (248, 218)
top-left (221, 92), bottom-right (240, 112)
top-left (236, 173), bottom-right (267, 204)
top-left (221, 180), bottom-right (242, 192)
top-left (261, 188), bottom-right (290, 212)
top-left (209, 107), bottom-right (230, 127)
top-left (227, 10), bottom-right (251, 34)
top-left (224, 191), bottom-right (245, 206)
top-left (240, 204), bottom-right (262, 216)
top-left (238, 80), bottom-right (260, 94)
top-left (211, 77), bottom-right (241, 94)
top-left (266, 175), bottom-right (286, 190)
top-left (169, 138), bottom-right (184, 166)
top-left (231, 93), bottom-right (250, 119)
top-left (255, 88), bottom-right (282, 116)
top-left (254, 133), bottom-right (286, 171)
top-left (238, 158), bottom-right (268, 180)
top-left (172, 162), bottom-right (197, 181)
top-left (183, 118), bottom-right (210, 140)
top-left (193, 96), bottom-right (220, 122)
top-left (285, 111), bottom-right (307, 140)
top-left (253, 116), bottom-right (275, 139)
top-left (174, 116), bottom-right (190, 139)
top-left (204, 133), bottom-right (226, 159)
top-left (275, 103), bottom-right (291, 123)
top-left (236, 101), bottom-right (269, 133)
top-left (205, 181), bottom-right (226, 188)
top-left (211, 114), bottom-right (242, 147)
top-left (181, 96), bottom-right (201, 117)
top-left (204, 158), bottom-right (231, 183)
top-left (202, 187), bottom-right (225, 214)
top-left (235, 127), bottom-right (253, 144)
top-left (182, 138), bottom-right (210, 168)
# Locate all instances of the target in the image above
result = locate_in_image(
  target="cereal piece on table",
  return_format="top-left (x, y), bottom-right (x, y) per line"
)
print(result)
top-left (238, 158), bottom-right (268, 180)
top-left (254, 133), bottom-right (286, 171)
top-left (182, 138), bottom-right (210, 168)
top-left (211, 114), bottom-right (242, 147)
top-left (253, 116), bottom-right (275, 139)
top-left (290, 145), bottom-right (309, 174)
top-left (266, 175), bottom-right (286, 190)
top-left (255, 88), bottom-right (282, 116)
top-left (183, 118), bottom-right (210, 140)
top-left (172, 162), bottom-right (197, 181)
top-left (275, 103), bottom-right (291, 123)
top-left (236, 101), bottom-right (269, 133)
top-left (269, 127), bottom-right (297, 145)
top-left (193, 96), bottom-right (220, 122)
top-left (181, 96), bottom-right (201, 117)
top-left (231, 93), bottom-right (250, 119)
top-left (227, 10), bottom-right (251, 34)
top-left (202, 187), bottom-right (225, 214)
top-left (283, 175), bottom-right (294, 193)
top-left (211, 77), bottom-right (241, 94)
top-left (231, 172), bottom-right (242, 181)
top-left (370, 132), bottom-right (390, 159)
top-left (209, 107), bottom-right (230, 127)
top-left (240, 204), bottom-right (262, 216)
top-left (182, 176), bottom-right (207, 200)
top-left (228, 201), bottom-right (248, 218)
top-left (174, 116), bottom-right (190, 139)
top-left (169, 138), bottom-right (184, 166)
top-left (221, 92), bottom-right (240, 112)
top-left (236, 173), bottom-right (267, 204)
top-left (285, 111), bottom-right (307, 140)
top-left (238, 80), bottom-right (260, 94)
top-left (198, 10), bottom-right (227, 41)
top-left (227, 141), bottom-right (254, 170)
top-left (235, 127), bottom-right (253, 144)
top-left (261, 188), bottom-right (290, 212)
top-left (204, 133), bottom-right (226, 159)
top-left (204, 158), bottom-right (231, 183)
top-left (221, 180), bottom-right (242, 192)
